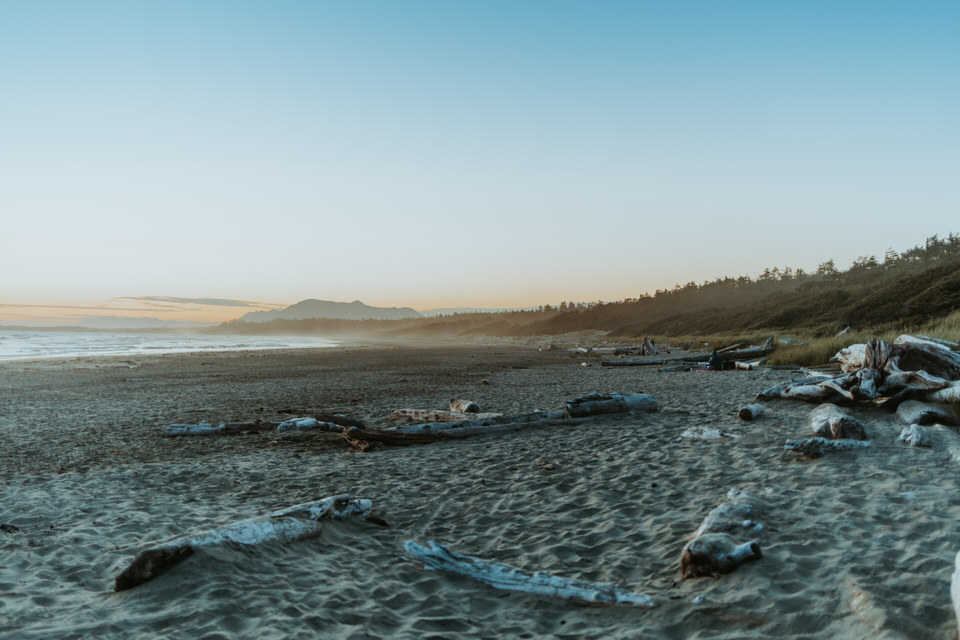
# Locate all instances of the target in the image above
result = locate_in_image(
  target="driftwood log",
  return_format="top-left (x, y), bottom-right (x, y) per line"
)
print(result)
top-left (389, 409), bottom-right (503, 423)
top-left (404, 540), bottom-right (657, 607)
top-left (276, 417), bottom-right (341, 433)
top-left (679, 427), bottom-right (741, 440)
top-left (343, 412), bottom-right (573, 450)
top-left (344, 393), bottom-right (657, 449)
top-left (680, 489), bottom-right (764, 579)
top-left (784, 437), bottom-right (871, 458)
top-left (809, 403), bottom-right (867, 440)
top-left (738, 404), bottom-right (765, 421)
top-left (165, 421), bottom-right (278, 437)
top-left (114, 495), bottom-right (383, 591)
top-left (167, 411), bottom-right (366, 437)
top-left (449, 399), bottom-right (480, 413)
top-left (564, 393), bottom-right (658, 417)
top-left (605, 339), bottom-right (775, 368)
top-left (896, 400), bottom-right (956, 426)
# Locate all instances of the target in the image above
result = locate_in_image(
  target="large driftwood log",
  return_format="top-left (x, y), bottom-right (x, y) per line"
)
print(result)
top-left (343, 418), bottom-right (578, 449)
top-left (916, 334), bottom-right (959, 349)
top-left (564, 393), bottom-right (658, 417)
top-left (404, 540), bottom-right (657, 607)
top-left (387, 410), bottom-right (566, 435)
top-left (680, 489), bottom-right (764, 579)
top-left (344, 393), bottom-right (657, 449)
top-left (809, 403), bottom-right (867, 440)
top-left (896, 400), bottom-right (957, 426)
top-left (389, 409), bottom-right (503, 423)
top-left (928, 382), bottom-right (960, 405)
top-left (784, 437), bottom-right (871, 458)
top-left (114, 495), bottom-right (382, 591)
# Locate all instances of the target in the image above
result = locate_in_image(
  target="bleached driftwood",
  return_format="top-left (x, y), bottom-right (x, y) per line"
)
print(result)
top-left (114, 495), bottom-right (382, 591)
top-left (679, 428), bottom-right (741, 440)
top-left (895, 334), bottom-right (956, 351)
top-left (898, 424), bottom-right (931, 447)
top-left (387, 410), bottom-right (566, 435)
top-left (404, 540), bottom-right (657, 607)
top-left (916, 334), bottom-right (959, 349)
top-left (896, 400), bottom-right (956, 426)
top-left (389, 409), bottom-right (503, 423)
top-left (756, 375), bottom-right (834, 401)
top-left (344, 392), bottom-right (657, 449)
top-left (809, 403), bottom-right (867, 440)
top-left (831, 344), bottom-right (867, 372)
top-left (276, 417), bottom-right (340, 433)
top-left (738, 404), bottom-right (765, 421)
top-left (449, 399), bottom-right (480, 413)
top-left (165, 421), bottom-right (277, 437)
top-left (680, 489), bottom-right (764, 579)
top-left (342, 411), bottom-right (573, 449)
top-left (928, 382), bottom-right (960, 405)
top-left (784, 437), bottom-right (871, 458)
top-left (564, 393), bottom-right (658, 417)
top-left (658, 364), bottom-right (695, 373)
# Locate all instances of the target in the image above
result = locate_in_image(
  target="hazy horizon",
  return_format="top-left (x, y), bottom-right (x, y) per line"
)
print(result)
top-left (3, 1), bottom-right (957, 325)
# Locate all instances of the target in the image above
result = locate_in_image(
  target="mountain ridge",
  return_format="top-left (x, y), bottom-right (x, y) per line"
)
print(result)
top-left (236, 299), bottom-right (422, 323)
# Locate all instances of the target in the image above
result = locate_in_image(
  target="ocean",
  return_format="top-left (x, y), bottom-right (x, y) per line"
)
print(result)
top-left (0, 329), bottom-right (337, 361)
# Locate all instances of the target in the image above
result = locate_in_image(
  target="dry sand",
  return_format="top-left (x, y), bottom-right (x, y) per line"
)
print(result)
top-left (2, 342), bottom-right (960, 639)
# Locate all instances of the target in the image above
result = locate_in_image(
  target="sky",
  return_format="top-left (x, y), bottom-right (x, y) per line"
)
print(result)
top-left (2, 0), bottom-right (958, 324)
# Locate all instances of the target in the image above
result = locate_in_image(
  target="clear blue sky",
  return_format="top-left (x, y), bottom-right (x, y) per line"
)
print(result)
top-left (2, 1), bottom-right (957, 322)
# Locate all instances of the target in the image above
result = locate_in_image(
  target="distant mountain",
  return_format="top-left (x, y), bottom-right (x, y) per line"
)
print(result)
top-left (236, 299), bottom-right (422, 323)
top-left (75, 316), bottom-right (215, 329)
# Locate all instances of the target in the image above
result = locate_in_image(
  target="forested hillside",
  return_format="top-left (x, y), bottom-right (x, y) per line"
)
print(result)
top-left (213, 234), bottom-right (960, 339)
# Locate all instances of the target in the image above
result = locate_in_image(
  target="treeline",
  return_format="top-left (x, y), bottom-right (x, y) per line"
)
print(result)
top-left (212, 233), bottom-right (960, 339)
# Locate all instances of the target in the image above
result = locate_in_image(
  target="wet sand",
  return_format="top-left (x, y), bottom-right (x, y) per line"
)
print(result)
top-left (2, 342), bottom-right (959, 639)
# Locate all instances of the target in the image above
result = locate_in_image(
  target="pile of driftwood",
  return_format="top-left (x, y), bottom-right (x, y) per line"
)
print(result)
top-left (603, 338), bottom-right (774, 371)
top-left (759, 335), bottom-right (960, 408)
top-left (343, 392), bottom-right (658, 450)
top-left (762, 335), bottom-right (960, 458)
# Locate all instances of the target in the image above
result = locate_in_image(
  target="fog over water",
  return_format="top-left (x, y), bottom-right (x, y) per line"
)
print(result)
top-left (0, 330), bottom-right (337, 361)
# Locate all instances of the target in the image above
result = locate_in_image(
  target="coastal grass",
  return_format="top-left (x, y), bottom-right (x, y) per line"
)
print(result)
top-left (665, 313), bottom-right (960, 368)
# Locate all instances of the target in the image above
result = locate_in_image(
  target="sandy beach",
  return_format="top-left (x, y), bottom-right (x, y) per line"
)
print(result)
top-left (2, 341), bottom-right (960, 639)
